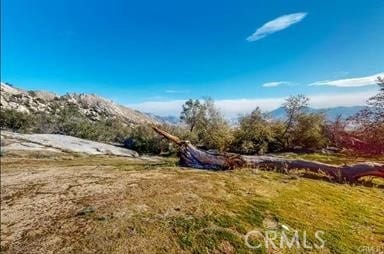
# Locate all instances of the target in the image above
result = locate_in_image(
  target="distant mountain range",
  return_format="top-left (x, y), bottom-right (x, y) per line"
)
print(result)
top-left (269, 106), bottom-right (366, 121)
top-left (144, 113), bottom-right (180, 125)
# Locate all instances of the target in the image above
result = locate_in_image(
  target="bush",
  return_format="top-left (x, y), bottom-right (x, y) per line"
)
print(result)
top-left (1, 107), bottom-right (133, 145)
top-left (124, 125), bottom-right (178, 155)
top-left (180, 98), bottom-right (233, 151)
top-left (231, 108), bottom-right (275, 154)
top-left (0, 109), bottom-right (36, 132)
top-left (289, 113), bottom-right (329, 150)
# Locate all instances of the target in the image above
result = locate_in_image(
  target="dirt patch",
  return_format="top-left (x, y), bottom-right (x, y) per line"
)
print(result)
top-left (0, 160), bottom-right (177, 253)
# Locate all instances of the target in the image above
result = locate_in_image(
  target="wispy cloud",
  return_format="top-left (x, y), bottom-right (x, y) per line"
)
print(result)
top-left (165, 89), bottom-right (190, 94)
top-left (128, 91), bottom-right (375, 117)
top-left (246, 12), bottom-right (307, 42)
top-left (262, 81), bottom-right (290, 88)
top-left (310, 72), bottom-right (384, 87)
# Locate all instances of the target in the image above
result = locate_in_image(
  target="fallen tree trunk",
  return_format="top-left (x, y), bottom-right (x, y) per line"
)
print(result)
top-left (152, 126), bottom-right (384, 182)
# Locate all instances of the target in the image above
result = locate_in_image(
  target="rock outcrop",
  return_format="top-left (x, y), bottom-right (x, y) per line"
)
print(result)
top-left (0, 82), bottom-right (157, 125)
top-left (1, 131), bottom-right (139, 157)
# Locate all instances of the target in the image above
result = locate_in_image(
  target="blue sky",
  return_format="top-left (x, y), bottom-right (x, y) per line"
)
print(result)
top-left (1, 0), bottom-right (384, 116)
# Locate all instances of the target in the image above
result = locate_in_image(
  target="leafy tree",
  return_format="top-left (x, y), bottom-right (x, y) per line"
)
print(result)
top-left (180, 99), bottom-right (205, 132)
top-left (196, 98), bottom-right (233, 151)
top-left (180, 98), bottom-right (233, 151)
top-left (291, 113), bottom-right (329, 149)
top-left (281, 95), bottom-right (309, 148)
top-left (231, 108), bottom-right (275, 154)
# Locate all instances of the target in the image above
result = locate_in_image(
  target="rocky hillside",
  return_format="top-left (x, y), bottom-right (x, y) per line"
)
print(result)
top-left (0, 82), bottom-right (158, 125)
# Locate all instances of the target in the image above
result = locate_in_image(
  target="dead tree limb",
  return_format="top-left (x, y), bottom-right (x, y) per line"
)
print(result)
top-left (152, 126), bottom-right (384, 182)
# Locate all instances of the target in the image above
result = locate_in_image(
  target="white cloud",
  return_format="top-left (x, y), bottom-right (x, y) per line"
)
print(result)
top-left (246, 12), bottom-right (307, 42)
top-left (128, 91), bottom-right (375, 118)
top-left (310, 72), bottom-right (384, 87)
top-left (309, 91), bottom-right (375, 108)
top-left (262, 81), bottom-right (289, 88)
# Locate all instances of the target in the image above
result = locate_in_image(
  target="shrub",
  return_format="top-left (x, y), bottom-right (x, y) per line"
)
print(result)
top-left (180, 98), bottom-right (233, 151)
top-left (0, 109), bottom-right (36, 132)
top-left (124, 125), bottom-right (178, 155)
top-left (290, 113), bottom-right (329, 150)
top-left (231, 108), bottom-right (275, 154)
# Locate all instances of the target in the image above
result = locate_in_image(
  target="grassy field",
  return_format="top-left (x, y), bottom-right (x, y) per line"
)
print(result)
top-left (1, 153), bottom-right (383, 253)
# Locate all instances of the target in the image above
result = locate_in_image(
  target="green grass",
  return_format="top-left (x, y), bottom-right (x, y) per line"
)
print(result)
top-left (2, 154), bottom-right (384, 253)
top-left (283, 152), bottom-right (384, 165)
top-left (77, 162), bottom-right (384, 253)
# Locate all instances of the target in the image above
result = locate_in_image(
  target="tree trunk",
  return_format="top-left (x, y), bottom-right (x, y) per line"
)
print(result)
top-left (152, 126), bottom-right (384, 182)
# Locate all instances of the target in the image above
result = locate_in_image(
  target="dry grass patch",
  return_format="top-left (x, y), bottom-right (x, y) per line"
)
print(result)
top-left (1, 154), bottom-right (383, 253)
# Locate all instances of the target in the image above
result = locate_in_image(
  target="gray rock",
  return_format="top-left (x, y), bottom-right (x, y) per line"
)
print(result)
top-left (1, 131), bottom-right (139, 157)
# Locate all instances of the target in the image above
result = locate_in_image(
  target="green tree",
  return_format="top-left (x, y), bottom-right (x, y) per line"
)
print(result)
top-left (281, 94), bottom-right (309, 149)
top-left (180, 98), bottom-right (233, 151)
top-left (231, 108), bottom-right (274, 154)
top-left (196, 98), bottom-right (233, 151)
top-left (291, 113), bottom-right (329, 149)
top-left (180, 99), bottom-right (205, 132)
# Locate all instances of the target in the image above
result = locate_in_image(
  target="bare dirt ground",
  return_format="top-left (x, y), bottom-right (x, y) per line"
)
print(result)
top-left (1, 154), bottom-right (383, 253)
top-left (1, 158), bottom-right (178, 253)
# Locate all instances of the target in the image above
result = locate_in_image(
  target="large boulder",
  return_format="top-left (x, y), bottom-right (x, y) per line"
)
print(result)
top-left (1, 131), bottom-right (139, 157)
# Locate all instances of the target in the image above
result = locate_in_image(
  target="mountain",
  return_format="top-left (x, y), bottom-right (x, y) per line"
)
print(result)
top-left (0, 82), bottom-right (158, 125)
top-left (269, 106), bottom-right (367, 121)
top-left (145, 113), bottom-right (180, 125)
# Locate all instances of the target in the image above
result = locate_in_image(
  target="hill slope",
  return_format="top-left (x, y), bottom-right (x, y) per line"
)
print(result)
top-left (0, 82), bottom-right (158, 125)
